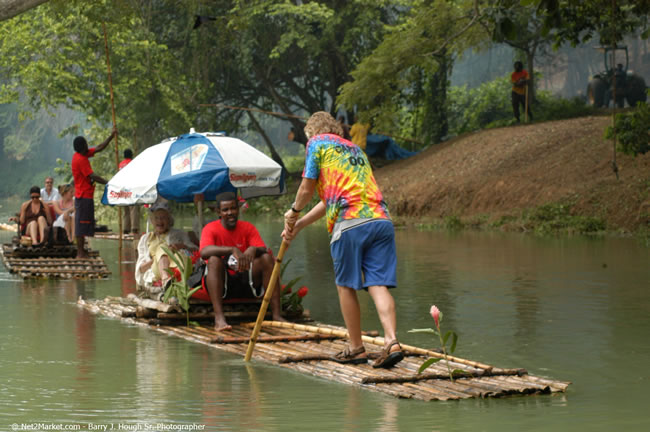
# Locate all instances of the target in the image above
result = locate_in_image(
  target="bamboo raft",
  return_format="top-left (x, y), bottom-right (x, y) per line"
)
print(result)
top-left (1, 243), bottom-right (110, 279)
top-left (78, 295), bottom-right (570, 401)
top-left (94, 231), bottom-right (136, 241)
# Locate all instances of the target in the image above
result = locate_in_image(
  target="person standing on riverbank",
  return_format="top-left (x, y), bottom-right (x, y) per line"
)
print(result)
top-left (71, 128), bottom-right (117, 258)
top-left (282, 111), bottom-right (403, 369)
top-left (511, 61), bottom-right (533, 123)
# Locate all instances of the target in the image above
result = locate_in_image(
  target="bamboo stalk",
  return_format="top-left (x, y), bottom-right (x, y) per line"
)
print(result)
top-left (244, 240), bottom-right (289, 362)
top-left (361, 368), bottom-right (527, 384)
top-left (244, 320), bottom-right (495, 371)
top-left (212, 333), bottom-right (340, 344)
top-left (102, 22), bottom-right (123, 261)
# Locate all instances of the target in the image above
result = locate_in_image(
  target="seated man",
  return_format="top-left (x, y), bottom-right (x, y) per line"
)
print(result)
top-left (197, 192), bottom-right (284, 331)
top-left (18, 186), bottom-right (53, 246)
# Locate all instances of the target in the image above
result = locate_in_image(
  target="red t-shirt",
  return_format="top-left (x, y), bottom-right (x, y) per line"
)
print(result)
top-left (511, 70), bottom-right (529, 95)
top-left (200, 219), bottom-right (265, 254)
top-left (118, 158), bottom-right (132, 170)
top-left (72, 147), bottom-right (97, 199)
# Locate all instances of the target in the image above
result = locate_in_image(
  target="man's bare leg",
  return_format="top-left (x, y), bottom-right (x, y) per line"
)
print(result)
top-left (76, 235), bottom-right (88, 258)
top-left (367, 285), bottom-right (398, 349)
top-left (337, 285), bottom-right (363, 350)
top-left (205, 256), bottom-right (231, 331)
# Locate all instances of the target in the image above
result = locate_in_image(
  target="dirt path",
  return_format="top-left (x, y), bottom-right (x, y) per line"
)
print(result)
top-left (375, 116), bottom-right (650, 232)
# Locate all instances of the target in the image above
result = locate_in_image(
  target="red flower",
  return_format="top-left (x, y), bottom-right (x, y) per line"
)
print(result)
top-left (297, 286), bottom-right (308, 298)
top-left (282, 284), bottom-right (291, 294)
top-left (172, 267), bottom-right (182, 282)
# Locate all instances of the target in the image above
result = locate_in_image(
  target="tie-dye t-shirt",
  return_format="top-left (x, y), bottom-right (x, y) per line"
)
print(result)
top-left (303, 133), bottom-right (390, 234)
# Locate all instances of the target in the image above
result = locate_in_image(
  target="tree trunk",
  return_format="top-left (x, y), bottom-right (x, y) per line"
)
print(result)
top-left (526, 48), bottom-right (536, 104)
top-left (246, 111), bottom-right (287, 173)
top-left (0, 0), bottom-right (49, 21)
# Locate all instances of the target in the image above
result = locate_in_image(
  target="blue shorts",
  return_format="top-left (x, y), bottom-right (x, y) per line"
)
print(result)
top-left (330, 219), bottom-right (397, 290)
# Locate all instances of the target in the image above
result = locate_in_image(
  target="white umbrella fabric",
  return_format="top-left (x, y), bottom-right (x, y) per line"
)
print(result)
top-left (102, 130), bottom-right (285, 206)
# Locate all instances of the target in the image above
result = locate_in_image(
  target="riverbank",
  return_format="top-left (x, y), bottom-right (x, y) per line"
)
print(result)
top-left (375, 115), bottom-right (650, 236)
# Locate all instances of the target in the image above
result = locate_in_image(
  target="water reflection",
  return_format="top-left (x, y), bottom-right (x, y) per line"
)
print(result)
top-left (1, 225), bottom-right (650, 430)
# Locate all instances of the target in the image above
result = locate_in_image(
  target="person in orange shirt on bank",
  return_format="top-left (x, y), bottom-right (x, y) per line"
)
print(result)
top-left (511, 61), bottom-right (533, 123)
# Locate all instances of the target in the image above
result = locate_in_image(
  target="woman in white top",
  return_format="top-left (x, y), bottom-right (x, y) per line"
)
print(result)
top-left (52, 184), bottom-right (75, 243)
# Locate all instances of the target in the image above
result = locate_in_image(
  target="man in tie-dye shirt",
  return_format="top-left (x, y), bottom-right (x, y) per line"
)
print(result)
top-left (282, 111), bottom-right (403, 369)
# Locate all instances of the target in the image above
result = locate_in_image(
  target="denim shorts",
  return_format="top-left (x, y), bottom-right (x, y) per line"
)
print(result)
top-left (330, 219), bottom-right (397, 290)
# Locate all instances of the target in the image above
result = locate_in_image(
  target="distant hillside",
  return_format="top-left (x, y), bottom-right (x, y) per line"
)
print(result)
top-left (376, 116), bottom-right (650, 232)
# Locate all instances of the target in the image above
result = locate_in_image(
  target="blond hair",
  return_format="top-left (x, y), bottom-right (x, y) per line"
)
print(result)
top-left (304, 111), bottom-right (343, 139)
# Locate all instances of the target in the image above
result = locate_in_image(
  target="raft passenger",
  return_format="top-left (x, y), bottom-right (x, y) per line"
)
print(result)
top-left (197, 192), bottom-right (285, 331)
top-left (18, 186), bottom-right (52, 247)
top-left (135, 201), bottom-right (197, 299)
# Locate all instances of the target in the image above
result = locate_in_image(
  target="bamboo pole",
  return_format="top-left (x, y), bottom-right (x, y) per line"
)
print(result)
top-left (244, 240), bottom-right (289, 361)
top-left (244, 320), bottom-right (495, 371)
top-left (102, 22), bottom-right (123, 261)
top-left (524, 85), bottom-right (529, 123)
top-left (361, 368), bottom-right (528, 385)
top-left (213, 334), bottom-right (340, 344)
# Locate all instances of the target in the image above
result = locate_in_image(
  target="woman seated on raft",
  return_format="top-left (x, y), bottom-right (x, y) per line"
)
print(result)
top-left (17, 186), bottom-right (53, 247)
top-left (51, 184), bottom-right (75, 244)
top-left (135, 201), bottom-right (198, 299)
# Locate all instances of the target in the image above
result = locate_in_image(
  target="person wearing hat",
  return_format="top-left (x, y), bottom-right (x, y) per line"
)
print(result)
top-left (135, 200), bottom-right (197, 298)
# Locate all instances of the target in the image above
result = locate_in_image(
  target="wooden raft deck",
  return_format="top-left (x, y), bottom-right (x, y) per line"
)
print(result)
top-left (78, 296), bottom-right (570, 401)
top-left (94, 232), bottom-right (136, 241)
top-left (1, 244), bottom-right (110, 279)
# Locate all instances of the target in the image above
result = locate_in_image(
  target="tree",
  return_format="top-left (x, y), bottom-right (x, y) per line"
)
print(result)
top-left (0, 0), bottom-right (49, 22)
top-left (0, 0), bottom-right (204, 180)
top-left (193, 1), bottom-right (400, 146)
top-left (338, 0), bottom-right (486, 145)
top-left (536, 0), bottom-right (650, 45)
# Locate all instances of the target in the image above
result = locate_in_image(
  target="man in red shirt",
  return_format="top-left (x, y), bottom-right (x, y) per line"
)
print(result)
top-left (511, 61), bottom-right (533, 123)
top-left (71, 128), bottom-right (117, 258)
top-left (118, 149), bottom-right (139, 234)
top-left (198, 192), bottom-right (284, 331)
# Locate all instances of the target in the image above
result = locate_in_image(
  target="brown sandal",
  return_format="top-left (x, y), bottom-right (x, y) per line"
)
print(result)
top-left (372, 340), bottom-right (404, 369)
top-left (331, 345), bottom-right (368, 364)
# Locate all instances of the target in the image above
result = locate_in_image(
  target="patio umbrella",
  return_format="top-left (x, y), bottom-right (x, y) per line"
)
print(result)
top-left (101, 129), bottom-right (285, 206)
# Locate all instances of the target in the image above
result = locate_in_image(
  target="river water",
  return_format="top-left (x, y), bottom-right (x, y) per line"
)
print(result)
top-left (0, 212), bottom-right (649, 431)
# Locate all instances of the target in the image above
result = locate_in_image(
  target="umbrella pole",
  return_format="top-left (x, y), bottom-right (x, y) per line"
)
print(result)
top-left (102, 22), bottom-right (123, 260)
top-left (244, 240), bottom-right (289, 362)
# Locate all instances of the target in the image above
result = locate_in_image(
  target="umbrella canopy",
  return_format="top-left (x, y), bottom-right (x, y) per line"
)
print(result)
top-left (102, 130), bottom-right (285, 205)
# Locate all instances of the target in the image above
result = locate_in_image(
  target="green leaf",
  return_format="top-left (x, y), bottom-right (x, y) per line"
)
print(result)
top-left (443, 330), bottom-right (452, 346)
top-left (189, 321), bottom-right (200, 327)
top-left (450, 332), bottom-right (458, 354)
top-left (451, 368), bottom-right (470, 378)
top-left (418, 357), bottom-right (441, 374)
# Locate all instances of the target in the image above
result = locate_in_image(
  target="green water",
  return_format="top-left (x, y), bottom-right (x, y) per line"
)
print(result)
top-left (1, 215), bottom-right (649, 431)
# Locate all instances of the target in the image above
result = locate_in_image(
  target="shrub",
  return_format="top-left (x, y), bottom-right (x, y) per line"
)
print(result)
top-left (605, 102), bottom-right (650, 156)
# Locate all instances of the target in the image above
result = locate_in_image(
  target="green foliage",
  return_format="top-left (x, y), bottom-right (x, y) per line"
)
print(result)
top-left (338, 0), bottom-right (485, 142)
top-left (161, 245), bottom-right (201, 327)
top-left (447, 74), bottom-right (595, 136)
top-left (447, 77), bottom-right (513, 135)
top-left (523, 202), bottom-right (606, 235)
top-left (605, 102), bottom-right (650, 156)
top-left (536, 0), bottom-right (650, 46)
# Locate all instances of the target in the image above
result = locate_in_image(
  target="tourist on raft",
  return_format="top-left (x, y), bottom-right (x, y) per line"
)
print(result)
top-left (51, 183), bottom-right (75, 244)
top-left (17, 186), bottom-right (53, 247)
top-left (282, 111), bottom-right (404, 369)
top-left (135, 201), bottom-right (197, 299)
top-left (197, 191), bottom-right (285, 331)
top-left (40, 176), bottom-right (61, 203)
